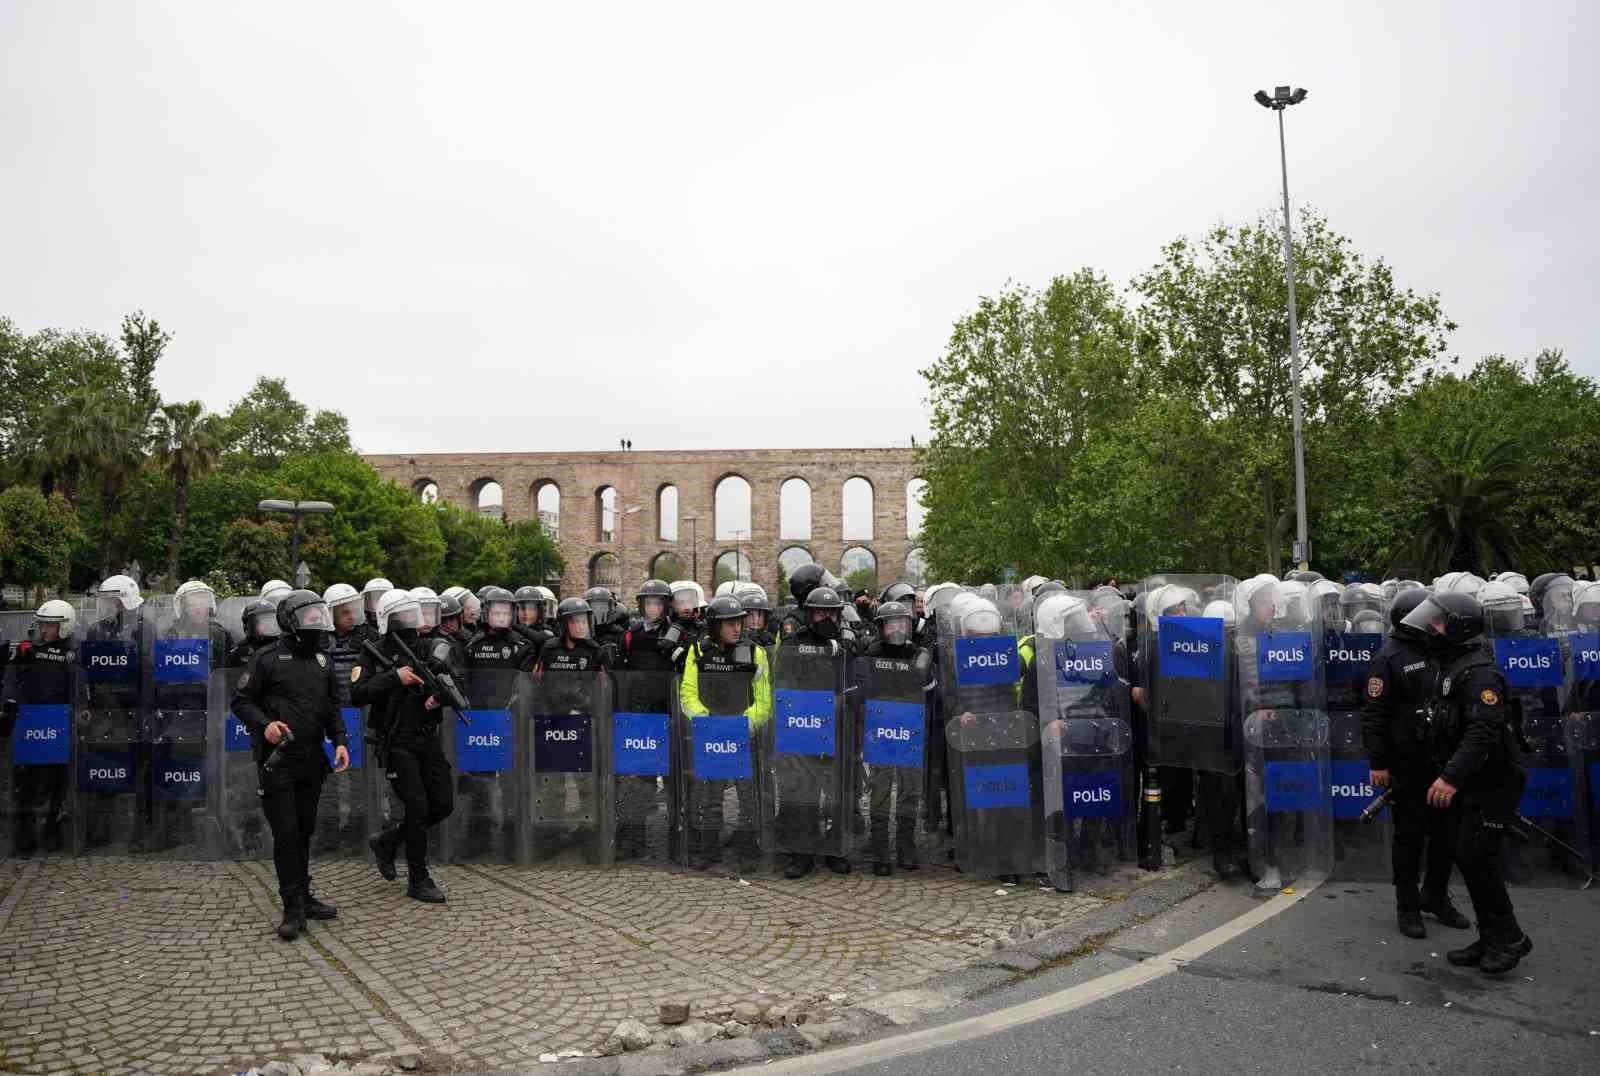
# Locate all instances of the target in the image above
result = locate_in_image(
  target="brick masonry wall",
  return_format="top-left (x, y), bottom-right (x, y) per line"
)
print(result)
top-left (363, 448), bottom-right (926, 599)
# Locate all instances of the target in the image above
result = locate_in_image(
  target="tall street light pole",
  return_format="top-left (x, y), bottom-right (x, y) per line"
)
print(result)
top-left (683, 514), bottom-right (700, 586)
top-left (257, 499), bottom-right (335, 579)
top-left (1255, 84), bottom-right (1311, 571)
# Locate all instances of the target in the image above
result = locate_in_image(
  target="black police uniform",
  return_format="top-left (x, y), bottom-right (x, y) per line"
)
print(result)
top-left (231, 637), bottom-right (347, 915)
top-left (1361, 629), bottom-right (1460, 919)
top-left (1430, 645), bottom-right (1531, 967)
top-left (1, 635), bottom-right (79, 853)
top-left (353, 634), bottom-right (454, 893)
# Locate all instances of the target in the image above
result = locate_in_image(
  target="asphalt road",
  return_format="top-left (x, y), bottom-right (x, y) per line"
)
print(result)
top-left (757, 876), bottom-right (1599, 1075)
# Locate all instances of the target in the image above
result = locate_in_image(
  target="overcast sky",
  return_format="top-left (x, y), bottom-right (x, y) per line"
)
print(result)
top-left (3, 1), bottom-right (1594, 456)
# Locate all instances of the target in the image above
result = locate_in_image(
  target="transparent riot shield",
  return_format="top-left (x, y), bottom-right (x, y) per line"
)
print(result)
top-left (448, 666), bottom-right (522, 864)
top-left (1035, 593), bottom-right (1135, 890)
top-left (523, 664), bottom-right (612, 866)
top-left (1572, 631), bottom-right (1600, 880)
top-left (1325, 624), bottom-right (1392, 881)
top-left (1139, 575), bottom-right (1239, 775)
top-left (313, 633), bottom-right (369, 858)
top-left (611, 670), bottom-right (679, 864)
top-left (942, 617), bottom-right (1045, 880)
top-left (76, 618), bottom-right (145, 855)
top-left (1488, 618), bottom-right (1586, 886)
top-left (848, 652), bottom-right (937, 870)
top-left (674, 642), bottom-right (769, 874)
top-left (146, 622), bottom-right (224, 859)
top-left (219, 664), bottom-right (269, 858)
top-left (767, 641), bottom-right (851, 860)
top-left (2, 642), bottom-right (78, 859)
top-left (1240, 583), bottom-right (1333, 890)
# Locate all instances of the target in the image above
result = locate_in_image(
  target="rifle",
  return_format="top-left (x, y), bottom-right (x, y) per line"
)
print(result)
top-left (361, 638), bottom-right (471, 721)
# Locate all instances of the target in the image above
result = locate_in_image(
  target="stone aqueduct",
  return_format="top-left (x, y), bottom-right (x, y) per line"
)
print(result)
top-left (363, 449), bottom-right (928, 602)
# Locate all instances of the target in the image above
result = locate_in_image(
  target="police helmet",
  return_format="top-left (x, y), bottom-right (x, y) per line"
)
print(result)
top-left (260, 579), bottom-right (294, 605)
top-left (277, 589), bottom-right (332, 637)
top-left (1202, 599), bottom-right (1236, 624)
top-left (879, 582), bottom-right (916, 605)
top-left (1492, 571), bottom-right (1530, 596)
top-left (705, 594), bottom-right (746, 623)
top-left (804, 586), bottom-right (845, 611)
top-left (34, 598), bottom-right (76, 640)
top-left (438, 593), bottom-right (464, 621)
top-left (375, 589), bottom-right (421, 635)
top-left (1388, 587), bottom-right (1430, 631)
top-left (1400, 592), bottom-right (1484, 649)
top-left (1478, 581), bottom-right (1524, 632)
top-left (241, 598), bottom-right (279, 639)
top-left (323, 583), bottom-right (361, 618)
top-left (96, 574), bottom-right (143, 614)
top-left (638, 578), bottom-right (672, 601)
top-left (556, 597), bottom-right (594, 639)
top-left (175, 579), bottom-right (217, 619)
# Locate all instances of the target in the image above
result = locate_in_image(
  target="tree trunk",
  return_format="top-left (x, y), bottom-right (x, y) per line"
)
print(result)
top-left (166, 465), bottom-right (187, 584)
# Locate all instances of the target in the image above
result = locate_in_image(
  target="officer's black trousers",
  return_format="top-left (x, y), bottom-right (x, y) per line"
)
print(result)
top-left (1389, 778), bottom-right (1457, 905)
top-left (1454, 799), bottom-right (1515, 922)
top-left (386, 736), bottom-right (454, 873)
top-left (258, 753), bottom-right (326, 902)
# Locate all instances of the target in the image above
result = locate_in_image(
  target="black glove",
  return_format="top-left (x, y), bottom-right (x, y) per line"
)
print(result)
top-left (599, 643), bottom-right (619, 667)
top-left (0, 698), bottom-right (17, 738)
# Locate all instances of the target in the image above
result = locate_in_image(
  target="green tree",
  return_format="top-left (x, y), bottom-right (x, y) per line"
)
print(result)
top-left (221, 377), bottom-right (310, 464)
top-left (506, 519), bottom-right (564, 586)
top-left (918, 269), bottom-right (1141, 581)
top-left (219, 518), bottom-right (290, 591)
top-left (119, 310), bottom-right (170, 414)
top-left (1403, 432), bottom-right (1530, 578)
top-left (275, 451), bottom-right (444, 588)
top-left (0, 488), bottom-right (82, 599)
top-left (434, 503), bottom-right (513, 590)
top-left (1133, 209), bottom-right (1454, 573)
top-left (150, 400), bottom-right (224, 584)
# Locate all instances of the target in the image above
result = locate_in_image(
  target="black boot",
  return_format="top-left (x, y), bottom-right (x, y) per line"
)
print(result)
top-left (1447, 934), bottom-right (1486, 966)
top-left (783, 854), bottom-right (815, 880)
top-left (278, 895), bottom-right (306, 941)
top-left (303, 877), bottom-right (337, 920)
top-left (407, 870), bottom-right (447, 904)
top-left (826, 856), bottom-right (851, 875)
top-left (1395, 885), bottom-right (1426, 938)
top-left (1418, 890), bottom-right (1471, 929)
top-left (872, 861), bottom-right (893, 877)
top-left (369, 827), bottom-right (399, 882)
top-left (1478, 914), bottom-right (1533, 976)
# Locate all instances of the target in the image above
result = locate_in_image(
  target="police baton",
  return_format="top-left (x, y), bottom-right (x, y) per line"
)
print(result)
top-left (1359, 788), bottom-right (1394, 823)
top-left (1510, 813), bottom-right (1596, 891)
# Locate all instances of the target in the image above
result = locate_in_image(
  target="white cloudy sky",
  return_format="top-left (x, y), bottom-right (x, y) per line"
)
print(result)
top-left (3, 1), bottom-right (1594, 455)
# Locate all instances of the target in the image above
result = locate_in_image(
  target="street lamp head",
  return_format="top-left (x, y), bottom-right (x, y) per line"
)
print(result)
top-left (298, 501), bottom-right (336, 514)
top-left (258, 499), bottom-right (295, 513)
top-left (1289, 87), bottom-right (1308, 105)
top-left (1256, 86), bottom-right (1308, 110)
top-left (1254, 90), bottom-right (1273, 108)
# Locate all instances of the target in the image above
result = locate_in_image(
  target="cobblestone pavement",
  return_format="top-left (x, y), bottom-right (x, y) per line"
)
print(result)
top-left (0, 853), bottom-right (1172, 1074)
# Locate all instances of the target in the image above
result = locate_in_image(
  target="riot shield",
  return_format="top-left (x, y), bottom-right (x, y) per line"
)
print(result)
top-left (611, 669), bottom-right (679, 864)
top-left (675, 642), bottom-right (769, 873)
top-left (848, 652), bottom-right (937, 870)
top-left (767, 641), bottom-right (851, 860)
top-left (313, 634), bottom-right (369, 858)
top-left (219, 664), bottom-right (269, 858)
top-left (1239, 583), bottom-right (1333, 890)
top-left (448, 666), bottom-right (522, 863)
top-left (1140, 575), bottom-right (1239, 775)
top-left (1325, 623), bottom-right (1392, 881)
top-left (942, 615), bottom-right (1045, 880)
top-left (146, 620), bottom-right (224, 859)
top-left (1488, 618), bottom-right (1586, 886)
top-left (76, 615), bottom-right (145, 855)
top-left (522, 664), bottom-right (612, 866)
top-left (1035, 593), bottom-right (1135, 890)
top-left (1, 641), bottom-right (78, 859)
top-left (1572, 631), bottom-right (1600, 880)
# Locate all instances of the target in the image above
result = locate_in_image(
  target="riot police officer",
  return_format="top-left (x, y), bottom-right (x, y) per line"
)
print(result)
top-left (667, 581), bottom-right (707, 671)
top-left (858, 600), bottom-right (934, 875)
top-left (584, 587), bottom-right (630, 649)
top-left (536, 598), bottom-right (615, 675)
top-left (1361, 587), bottom-right (1469, 937)
top-left (777, 586), bottom-right (851, 878)
top-left (513, 585), bottom-right (555, 652)
top-left (361, 578), bottom-right (394, 632)
top-left (777, 565), bottom-right (843, 639)
top-left (231, 590), bottom-right (350, 940)
top-left (679, 594), bottom-right (771, 869)
top-left (621, 580), bottom-right (679, 674)
top-left (353, 590), bottom-right (456, 904)
top-left (1, 600), bottom-right (81, 855)
top-left (737, 584), bottom-right (776, 647)
top-left (464, 588), bottom-right (529, 670)
top-left (1401, 592), bottom-right (1533, 975)
top-left (230, 599), bottom-right (282, 667)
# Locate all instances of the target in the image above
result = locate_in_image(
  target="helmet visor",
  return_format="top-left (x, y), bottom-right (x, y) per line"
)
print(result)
top-left (291, 601), bottom-right (332, 632)
top-left (1399, 597), bottom-right (1449, 638)
top-left (386, 605), bottom-right (421, 632)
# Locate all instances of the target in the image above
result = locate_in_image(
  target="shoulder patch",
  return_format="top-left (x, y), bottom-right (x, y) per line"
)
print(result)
top-left (238, 672), bottom-right (250, 689)
top-left (1479, 688), bottom-right (1499, 706)
top-left (1366, 676), bottom-right (1385, 699)
top-left (350, 665), bottom-right (362, 682)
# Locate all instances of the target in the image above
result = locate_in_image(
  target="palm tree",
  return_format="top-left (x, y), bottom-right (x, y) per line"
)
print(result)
top-left (151, 400), bottom-right (223, 583)
top-left (32, 391), bottom-right (105, 504)
top-left (1403, 431), bottom-right (1531, 578)
top-left (91, 396), bottom-right (154, 577)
